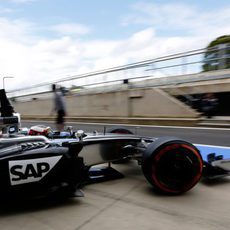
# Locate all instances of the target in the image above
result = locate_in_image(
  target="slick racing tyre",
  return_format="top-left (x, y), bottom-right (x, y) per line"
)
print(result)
top-left (107, 126), bottom-right (134, 164)
top-left (107, 126), bottom-right (134, 135)
top-left (142, 137), bottom-right (203, 194)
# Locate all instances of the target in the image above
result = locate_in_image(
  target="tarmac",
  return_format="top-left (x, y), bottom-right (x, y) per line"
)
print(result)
top-left (0, 117), bottom-right (230, 230)
top-left (0, 161), bottom-right (230, 230)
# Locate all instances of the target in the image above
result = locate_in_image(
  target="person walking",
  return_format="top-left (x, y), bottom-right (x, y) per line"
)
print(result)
top-left (51, 84), bottom-right (67, 131)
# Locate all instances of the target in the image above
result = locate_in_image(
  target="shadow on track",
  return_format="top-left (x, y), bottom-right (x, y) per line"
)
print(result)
top-left (0, 196), bottom-right (81, 216)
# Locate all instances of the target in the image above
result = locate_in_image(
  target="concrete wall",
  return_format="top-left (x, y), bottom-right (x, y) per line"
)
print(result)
top-left (129, 88), bottom-right (197, 117)
top-left (162, 78), bottom-right (230, 96)
top-left (12, 88), bottom-right (199, 118)
top-left (66, 90), bottom-right (129, 117)
top-left (156, 69), bottom-right (230, 96)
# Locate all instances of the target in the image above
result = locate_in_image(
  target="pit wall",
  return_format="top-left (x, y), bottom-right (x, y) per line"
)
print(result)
top-left (12, 88), bottom-right (199, 119)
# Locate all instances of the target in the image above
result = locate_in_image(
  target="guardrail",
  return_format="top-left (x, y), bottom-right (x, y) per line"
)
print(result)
top-left (7, 44), bottom-right (230, 98)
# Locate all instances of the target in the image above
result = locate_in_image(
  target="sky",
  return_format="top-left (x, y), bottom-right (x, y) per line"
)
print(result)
top-left (0, 0), bottom-right (229, 90)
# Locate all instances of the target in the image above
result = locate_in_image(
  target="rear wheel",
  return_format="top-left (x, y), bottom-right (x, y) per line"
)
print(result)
top-left (142, 138), bottom-right (203, 194)
top-left (107, 126), bottom-right (133, 135)
top-left (107, 126), bottom-right (134, 163)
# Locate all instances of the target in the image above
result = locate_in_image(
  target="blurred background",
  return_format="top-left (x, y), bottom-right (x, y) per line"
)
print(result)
top-left (0, 0), bottom-right (229, 125)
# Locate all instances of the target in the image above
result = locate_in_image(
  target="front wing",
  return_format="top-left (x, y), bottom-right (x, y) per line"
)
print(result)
top-left (195, 144), bottom-right (230, 179)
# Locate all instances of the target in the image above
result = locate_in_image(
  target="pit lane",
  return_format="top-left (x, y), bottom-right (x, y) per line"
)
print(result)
top-left (0, 121), bottom-right (229, 230)
top-left (22, 120), bottom-right (230, 146)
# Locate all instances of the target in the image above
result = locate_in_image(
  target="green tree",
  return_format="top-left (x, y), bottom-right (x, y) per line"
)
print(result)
top-left (202, 35), bottom-right (230, 72)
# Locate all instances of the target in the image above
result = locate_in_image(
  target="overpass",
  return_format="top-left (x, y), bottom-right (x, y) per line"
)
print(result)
top-left (8, 46), bottom-right (230, 127)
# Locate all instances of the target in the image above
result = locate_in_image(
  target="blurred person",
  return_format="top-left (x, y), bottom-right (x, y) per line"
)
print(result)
top-left (201, 93), bottom-right (219, 118)
top-left (51, 84), bottom-right (67, 131)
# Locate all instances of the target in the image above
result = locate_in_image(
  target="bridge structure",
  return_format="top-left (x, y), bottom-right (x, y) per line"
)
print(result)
top-left (6, 45), bottom-right (230, 127)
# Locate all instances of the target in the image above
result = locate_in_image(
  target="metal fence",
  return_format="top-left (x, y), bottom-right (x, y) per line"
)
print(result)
top-left (7, 44), bottom-right (230, 99)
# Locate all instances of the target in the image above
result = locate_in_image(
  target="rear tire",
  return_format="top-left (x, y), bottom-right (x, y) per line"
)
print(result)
top-left (107, 126), bottom-right (133, 164)
top-left (142, 138), bottom-right (203, 194)
top-left (107, 126), bottom-right (133, 135)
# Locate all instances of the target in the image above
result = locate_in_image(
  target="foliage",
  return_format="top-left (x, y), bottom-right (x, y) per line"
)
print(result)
top-left (202, 35), bottom-right (230, 72)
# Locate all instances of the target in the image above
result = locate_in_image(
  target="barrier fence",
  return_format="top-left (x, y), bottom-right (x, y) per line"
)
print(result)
top-left (7, 44), bottom-right (230, 99)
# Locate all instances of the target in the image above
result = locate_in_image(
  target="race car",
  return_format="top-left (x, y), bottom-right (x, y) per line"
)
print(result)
top-left (0, 89), bottom-right (228, 200)
top-left (24, 124), bottom-right (230, 181)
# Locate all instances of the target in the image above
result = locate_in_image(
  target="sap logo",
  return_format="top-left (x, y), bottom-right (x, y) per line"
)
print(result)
top-left (9, 156), bottom-right (62, 185)
top-left (11, 162), bottom-right (49, 180)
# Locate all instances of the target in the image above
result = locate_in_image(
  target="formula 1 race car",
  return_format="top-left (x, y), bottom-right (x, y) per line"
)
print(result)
top-left (0, 89), bottom-right (229, 200)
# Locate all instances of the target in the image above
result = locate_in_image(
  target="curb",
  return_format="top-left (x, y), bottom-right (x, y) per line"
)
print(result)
top-left (21, 115), bottom-right (203, 127)
top-left (21, 115), bottom-right (230, 128)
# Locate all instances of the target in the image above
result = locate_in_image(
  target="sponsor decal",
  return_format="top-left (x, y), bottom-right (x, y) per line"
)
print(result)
top-left (9, 156), bottom-right (62, 185)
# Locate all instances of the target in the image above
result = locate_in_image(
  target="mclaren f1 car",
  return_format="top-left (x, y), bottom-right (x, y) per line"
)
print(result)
top-left (0, 89), bottom-right (229, 200)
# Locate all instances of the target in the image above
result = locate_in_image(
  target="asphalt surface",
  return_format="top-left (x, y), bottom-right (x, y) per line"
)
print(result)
top-left (0, 121), bottom-right (230, 230)
top-left (22, 120), bottom-right (230, 147)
